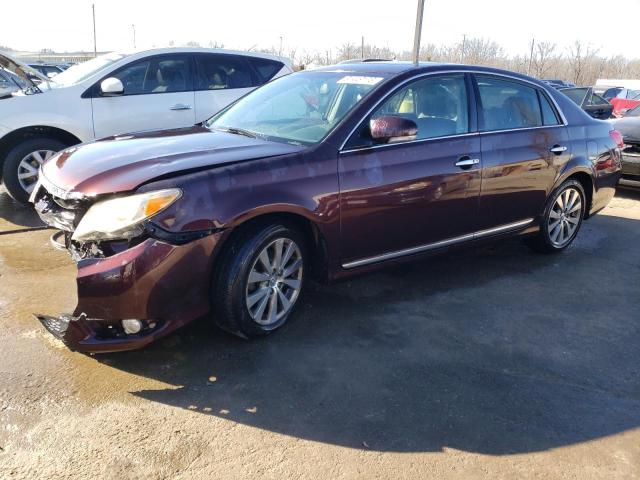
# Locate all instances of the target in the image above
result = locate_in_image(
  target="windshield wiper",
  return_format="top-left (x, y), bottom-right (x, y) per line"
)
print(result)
top-left (217, 127), bottom-right (259, 139)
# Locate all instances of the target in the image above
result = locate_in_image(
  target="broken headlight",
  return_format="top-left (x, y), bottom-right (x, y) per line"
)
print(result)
top-left (71, 189), bottom-right (182, 242)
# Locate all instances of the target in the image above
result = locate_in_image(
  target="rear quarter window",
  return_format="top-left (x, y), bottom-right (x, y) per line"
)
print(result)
top-left (195, 54), bottom-right (254, 90)
top-left (538, 91), bottom-right (560, 126)
top-left (249, 58), bottom-right (284, 84)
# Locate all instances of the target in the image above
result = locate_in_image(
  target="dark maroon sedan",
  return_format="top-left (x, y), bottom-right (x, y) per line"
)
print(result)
top-left (31, 62), bottom-right (622, 353)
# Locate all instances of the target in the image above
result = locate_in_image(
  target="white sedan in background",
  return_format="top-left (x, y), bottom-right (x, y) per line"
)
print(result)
top-left (0, 48), bottom-right (292, 203)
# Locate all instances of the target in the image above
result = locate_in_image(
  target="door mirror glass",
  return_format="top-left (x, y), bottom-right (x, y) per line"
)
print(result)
top-left (369, 115), bottom-right (418, 144)
top-left (100, 77), bottom-right (124, 96)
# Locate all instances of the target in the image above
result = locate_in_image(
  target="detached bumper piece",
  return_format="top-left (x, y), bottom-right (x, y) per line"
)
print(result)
top-left (34, 313), bottom-right (166, 354)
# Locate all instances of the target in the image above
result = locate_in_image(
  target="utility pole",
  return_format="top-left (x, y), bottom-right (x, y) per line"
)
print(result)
top-left (132, 24), bottom-right (136, 49)
top-left (412, 0), bottom-right (426, 65)
top-left (460, 34), bottom-right (466, 63)
top-left (279, 36), bottom-right (283, 57)
top-left (92, 4), bottom-right (97, 57)
top-left (361, 36), bottom-right (365, 59)
top-left (527, 38), bottom-right (535, 76)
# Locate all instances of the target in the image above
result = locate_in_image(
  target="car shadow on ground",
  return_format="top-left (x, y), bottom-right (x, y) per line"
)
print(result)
top-left (97, 212), bottom-right (640, 455)
top-left (0, 190), bottom-right (45, 230)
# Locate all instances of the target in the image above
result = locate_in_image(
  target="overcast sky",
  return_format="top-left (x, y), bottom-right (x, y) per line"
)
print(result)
top-left (3, 0), bottom-right (639, 59)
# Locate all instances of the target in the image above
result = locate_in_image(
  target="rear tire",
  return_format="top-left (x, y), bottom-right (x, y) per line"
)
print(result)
top-left (212, 222), bottom-right (307, 338)
top-left (2, 137), bottom-right (66, 204)
top-left (527, 179), bottom-right (586, 253)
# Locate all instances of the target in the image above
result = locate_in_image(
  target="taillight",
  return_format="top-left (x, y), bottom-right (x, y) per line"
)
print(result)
top-left (610, 130), bottom-right (624, 148)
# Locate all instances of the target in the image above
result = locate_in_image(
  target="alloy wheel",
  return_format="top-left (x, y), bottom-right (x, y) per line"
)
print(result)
top-left (548, 187), bottom-right (583, 247)
top-left (245, 238), bottom-right (303, 326)
top-left (17, 150), bottom-right (56, 193)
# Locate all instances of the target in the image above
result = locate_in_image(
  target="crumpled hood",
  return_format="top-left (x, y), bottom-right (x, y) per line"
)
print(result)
top-left (41, 125), bottom-right (305, 196)
top-left (614, 117), bottom-right (640, 144)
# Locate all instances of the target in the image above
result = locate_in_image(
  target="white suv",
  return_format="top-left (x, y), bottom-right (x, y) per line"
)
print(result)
top-left (0, 48), bottom-right (292, 203)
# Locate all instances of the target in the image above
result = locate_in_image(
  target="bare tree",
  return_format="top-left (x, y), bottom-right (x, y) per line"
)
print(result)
top-left (567, 40), bottom-right (599, 85)
top-left (336, 42), bottom-right (359, 62)
top-left (458, 38), bottom-right (504, 66)
top-left (531, 42), bottom-right (557, 78)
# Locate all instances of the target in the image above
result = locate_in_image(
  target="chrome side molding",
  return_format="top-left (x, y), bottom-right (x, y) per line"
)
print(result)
top-left (341, 218), bottom-right (534, 269)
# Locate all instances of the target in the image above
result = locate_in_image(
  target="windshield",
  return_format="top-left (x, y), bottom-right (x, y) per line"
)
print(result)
top-left (53, 52), bottom-right (128, 86)
top-left (207, 71), bottom-right (388, 145)
top-left (562, 88), bottom-right (588, 106)
top-left (0, 67), bottom-right (30, 89)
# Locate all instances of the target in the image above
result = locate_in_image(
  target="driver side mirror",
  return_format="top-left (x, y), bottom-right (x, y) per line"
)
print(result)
top-left (100, 77), bottom-right (124, 96)
top-left (369, 115), bottom-right (418, 144)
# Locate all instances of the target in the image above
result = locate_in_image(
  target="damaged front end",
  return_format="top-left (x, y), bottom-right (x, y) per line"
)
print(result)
top-left (30, 176), bottom-right (221, 353)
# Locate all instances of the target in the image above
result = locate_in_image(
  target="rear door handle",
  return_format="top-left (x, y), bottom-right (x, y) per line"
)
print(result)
top-left (170, 103), bottom-right (192, 111)
top-left (455, 156), bottom-right (480, 169)
top-left (549, 145), bottom-right (567, 154)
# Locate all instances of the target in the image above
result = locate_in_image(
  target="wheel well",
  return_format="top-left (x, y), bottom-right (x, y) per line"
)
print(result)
top-left (221, 212), bottom-right (329, 282)
top-left (566, 172), bottom-right (593, 217)
top-left (0, 126), bottom-right (81, 176)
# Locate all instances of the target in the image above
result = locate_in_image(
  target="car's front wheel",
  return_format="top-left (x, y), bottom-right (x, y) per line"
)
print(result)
top-left (212, 222), bottom-right (307, 338)
top-left (528, 179), bottom-right (586, 253)
top-left (2, 137), bottom-right (66, 204)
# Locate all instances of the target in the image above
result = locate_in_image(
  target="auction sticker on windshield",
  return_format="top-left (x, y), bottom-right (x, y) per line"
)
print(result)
top-left (337, 76), bottom-right (384, 85)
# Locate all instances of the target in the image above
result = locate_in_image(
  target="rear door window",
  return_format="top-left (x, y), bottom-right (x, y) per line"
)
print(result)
top-left (195, 54), bottom-right (254, 90)
top-left (476, 76), bottom-right (543, 131)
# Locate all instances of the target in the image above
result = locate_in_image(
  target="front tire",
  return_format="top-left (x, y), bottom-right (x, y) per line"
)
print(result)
top-left (212, 222), bottom-right (307, 338)
top-left (2, 137), bottom-right (66, 204)
top-left (528, 179), bottom-right (586, 253)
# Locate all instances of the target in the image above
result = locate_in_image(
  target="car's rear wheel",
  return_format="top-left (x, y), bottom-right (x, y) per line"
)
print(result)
top-left (2, 137), bottom-right (66, 204)
top-left (212, 222), bottom-right (307, 338)
top-left (528, 179), bottom-right (586, 253)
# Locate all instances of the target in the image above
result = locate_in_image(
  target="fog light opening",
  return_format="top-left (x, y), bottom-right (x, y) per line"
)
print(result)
top-left (122, 319), bottom-right (143, 335)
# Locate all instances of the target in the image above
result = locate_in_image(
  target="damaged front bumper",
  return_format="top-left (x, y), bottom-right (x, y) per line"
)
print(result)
top-left (34, 313), bottom-right (167, 353)
top-left (31, 180), bottom-right (224, 353)
top-left (35, 233), bottom-right (223, 353)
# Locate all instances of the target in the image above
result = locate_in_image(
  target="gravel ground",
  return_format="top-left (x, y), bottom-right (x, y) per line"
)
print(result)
top-left (1, 186), bottom-right (639, 479)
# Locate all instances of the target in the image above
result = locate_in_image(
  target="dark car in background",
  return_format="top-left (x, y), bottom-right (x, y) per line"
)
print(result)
top-left (542, 79), bottom-right (576, 89)
top-left (28, 63), bottom-right (66, 78)
top-left (30, 62), bottom-right (622, 353)
top-left (560, 87), bottom-right (613, 119)
top-left (602, 87), bottom-right (640, 101)
top-left (614, 105), bottom-right (640, 188)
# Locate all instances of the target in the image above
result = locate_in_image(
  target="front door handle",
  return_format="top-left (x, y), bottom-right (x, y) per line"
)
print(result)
top-left (170, 103), bottom-right (192, 111)
top-left (455, 156), bottom-right (480, 169)
top-left (549, 145), bottom-right (567, 154)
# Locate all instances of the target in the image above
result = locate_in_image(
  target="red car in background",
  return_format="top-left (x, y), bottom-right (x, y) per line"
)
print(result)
top-left (603, 87), bottom-right (640, 117)
top-left (610, 96), bottom-right (640, 117)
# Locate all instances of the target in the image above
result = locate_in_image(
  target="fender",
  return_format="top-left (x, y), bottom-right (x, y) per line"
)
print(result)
top-left (141, 145), bottom-right (342, 259)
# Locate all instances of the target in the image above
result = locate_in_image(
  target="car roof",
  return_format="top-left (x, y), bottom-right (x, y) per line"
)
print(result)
top-left (311, 61), bottom-right (437, 74)
top-left (310, 61), bottom-right (547, 85)
top-left (119, 47), bottom-right (291, 67)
